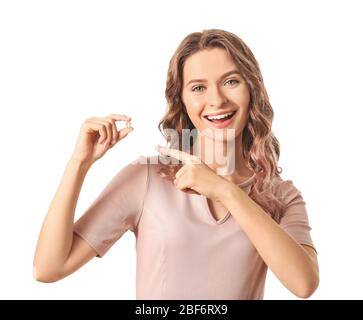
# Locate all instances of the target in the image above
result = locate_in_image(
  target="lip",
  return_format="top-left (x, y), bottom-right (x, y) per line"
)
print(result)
top-left (203, 110), bottom-right (236, 117)
top-left (203, 110), bottom-right (237, 129)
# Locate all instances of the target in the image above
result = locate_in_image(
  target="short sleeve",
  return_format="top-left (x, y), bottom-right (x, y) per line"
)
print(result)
top-left (73, 156), bottom-right (149, 257)
top-left (277, 180), bottom-right (317, 254)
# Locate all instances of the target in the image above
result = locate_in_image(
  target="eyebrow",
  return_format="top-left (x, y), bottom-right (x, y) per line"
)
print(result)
top-left (185, 69), bottom-right (242, 87)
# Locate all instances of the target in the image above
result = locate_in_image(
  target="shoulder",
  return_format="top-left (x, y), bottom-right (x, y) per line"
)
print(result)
top-left (108, 155), bottom-right (150, 189)
top-left (122, 154), bottom-right (171, 184)
top-left (271, 175), bottom-right (304, 206)
top-left (118, 155), bottom-right (148, 174)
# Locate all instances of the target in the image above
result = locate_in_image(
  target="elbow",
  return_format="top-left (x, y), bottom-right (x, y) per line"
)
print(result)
top-left (33, 265), bottom-right (61, 283)
top-left (295, 275), bottom-right (320, 299)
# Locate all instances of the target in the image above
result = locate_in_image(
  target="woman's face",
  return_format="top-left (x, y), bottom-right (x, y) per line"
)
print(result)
top-left (181, 48), bottom-right (250, 140)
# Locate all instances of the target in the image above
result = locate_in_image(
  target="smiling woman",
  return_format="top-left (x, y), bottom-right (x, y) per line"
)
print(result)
top-left (156, 29), bottom-right (319, 298)
top-left (158, 30), bottom-right (285, 222)
top-left (34, 29), bottom-right (318, 300)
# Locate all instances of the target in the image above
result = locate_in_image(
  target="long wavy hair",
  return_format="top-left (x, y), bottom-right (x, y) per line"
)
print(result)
top-left (157, 29), bottom-right (286, 222)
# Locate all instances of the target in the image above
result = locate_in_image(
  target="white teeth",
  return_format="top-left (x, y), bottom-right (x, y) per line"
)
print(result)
top-left (206, 111), bottom-right (234, 120)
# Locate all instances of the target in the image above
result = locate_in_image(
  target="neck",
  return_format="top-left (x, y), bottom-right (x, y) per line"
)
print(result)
top-left (193, 130), bottom-right (254, 184)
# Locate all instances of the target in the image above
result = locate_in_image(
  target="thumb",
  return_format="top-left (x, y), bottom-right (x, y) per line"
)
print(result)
top-left (118, 127), bottom-right (134, 140)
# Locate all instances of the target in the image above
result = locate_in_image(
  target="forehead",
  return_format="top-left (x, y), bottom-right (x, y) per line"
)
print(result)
top-left (183, 48), bottom-right (237, 80)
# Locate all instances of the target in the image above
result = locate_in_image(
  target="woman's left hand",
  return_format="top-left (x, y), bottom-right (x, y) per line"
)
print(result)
top-left (156, 145), bottom-right (229, 202)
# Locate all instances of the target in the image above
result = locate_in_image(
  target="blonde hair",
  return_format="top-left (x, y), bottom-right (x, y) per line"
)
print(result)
top-left (158, 29), bottom-right (286, 222)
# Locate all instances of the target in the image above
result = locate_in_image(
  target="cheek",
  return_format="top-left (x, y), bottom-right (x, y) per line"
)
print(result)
top-left (228, 86), bottom-right (250, 107)
top-left (231, 89), bottom-right (250, 130)
top-left (187, 94), bottom-right (203, 107)
top-left (184, 95), bottom-right (205, 117)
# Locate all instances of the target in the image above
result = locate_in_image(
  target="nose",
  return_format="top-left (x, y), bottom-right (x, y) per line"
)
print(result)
top-left (205, 85), bottom-right (228, 107)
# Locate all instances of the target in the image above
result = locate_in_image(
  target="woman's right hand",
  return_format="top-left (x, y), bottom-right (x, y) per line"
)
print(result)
top-left (70, 114), bottom-right (133, 167)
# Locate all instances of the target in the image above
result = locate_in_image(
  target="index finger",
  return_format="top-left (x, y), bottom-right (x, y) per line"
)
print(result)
top-left (107, 114), bottom-right (131, 121)
top-left (156, 146), bottom-right (200, 164)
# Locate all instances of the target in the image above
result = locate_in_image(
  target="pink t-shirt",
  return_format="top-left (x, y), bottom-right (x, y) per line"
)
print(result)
top-left (74, 155), bottom-right (316, 299)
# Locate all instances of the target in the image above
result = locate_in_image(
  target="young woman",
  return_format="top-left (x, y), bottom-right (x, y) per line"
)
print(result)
top-left (33, 29), bottom-right (319, 299)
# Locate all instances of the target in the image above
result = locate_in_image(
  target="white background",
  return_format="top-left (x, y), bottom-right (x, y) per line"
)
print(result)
top-left (1, 0), bottom-right (362, 299)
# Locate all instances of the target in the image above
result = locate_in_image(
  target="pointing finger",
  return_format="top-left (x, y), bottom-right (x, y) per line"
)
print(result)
top-left (156, 145), bottom-right (200, 164)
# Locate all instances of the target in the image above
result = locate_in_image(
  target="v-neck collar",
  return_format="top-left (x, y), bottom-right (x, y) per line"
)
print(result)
top-left (202, 172), bottom-right (256, 225)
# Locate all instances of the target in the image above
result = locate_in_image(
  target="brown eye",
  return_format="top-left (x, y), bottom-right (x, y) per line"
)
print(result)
top-left (192, 85), bottom-right (205, 92)
top-left (225, 79), bottom-right (239, 86)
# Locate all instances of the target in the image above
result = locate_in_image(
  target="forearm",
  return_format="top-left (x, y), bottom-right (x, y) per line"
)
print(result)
top-left (220, 183), bottom-right (318, 298)
top-left (33, 158), bottom-right (91, 275)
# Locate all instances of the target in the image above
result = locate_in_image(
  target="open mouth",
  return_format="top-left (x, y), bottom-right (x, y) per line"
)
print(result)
top-left (203, 110), bottom-right (237, 124)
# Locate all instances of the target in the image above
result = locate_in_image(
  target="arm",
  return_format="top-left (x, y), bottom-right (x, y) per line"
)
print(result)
top-left (155, 146), bottom-right (319, 298)
top-left (33, 159), bottom-right (97, 282)
top-left (33, 114), bottom-right (133, 282)
top-left (220, 183), bottom-right (319, 299)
